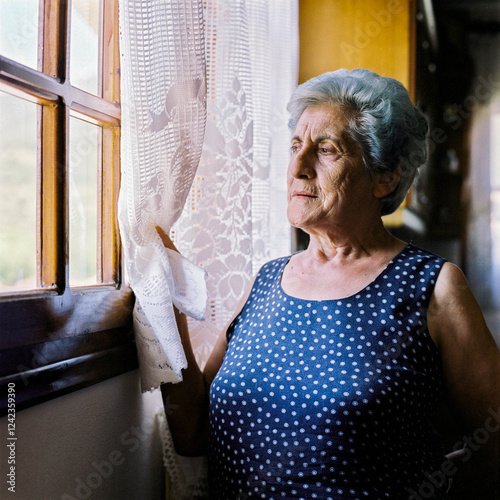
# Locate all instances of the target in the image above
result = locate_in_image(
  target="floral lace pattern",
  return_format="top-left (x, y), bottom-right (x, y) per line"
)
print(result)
top-left (173, 0), bottom-right (298, 370)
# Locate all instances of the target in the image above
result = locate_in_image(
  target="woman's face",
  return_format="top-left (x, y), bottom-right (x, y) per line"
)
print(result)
top-left (287, 103), bottom-right (380, 234)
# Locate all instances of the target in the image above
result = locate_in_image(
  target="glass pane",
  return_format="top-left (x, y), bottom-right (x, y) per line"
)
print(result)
top-left (69, 114), bottom-right (100, 286)
top-left (0, 0), bottom-right (40, 70)
top-left (0, 92), bottom-right (38, 291)
top-left (70, 0), bottom-right (101, 95)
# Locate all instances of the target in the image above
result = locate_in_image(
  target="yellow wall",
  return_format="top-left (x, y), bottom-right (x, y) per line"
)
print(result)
top-left (299, 0), bottom-right (416, 96)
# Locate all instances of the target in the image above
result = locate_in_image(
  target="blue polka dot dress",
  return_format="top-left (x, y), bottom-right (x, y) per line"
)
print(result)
top-left (209, 244), bottom-right (449, 499)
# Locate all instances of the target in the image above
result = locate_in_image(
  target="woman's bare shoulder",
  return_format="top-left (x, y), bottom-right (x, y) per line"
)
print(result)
top-left (428, 261), bottom-right (491, 347)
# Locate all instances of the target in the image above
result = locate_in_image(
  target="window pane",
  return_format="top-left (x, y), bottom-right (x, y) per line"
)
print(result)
top-left (69, 114), bottom-right (100, 286)
top-left (0, 0), bottom-right (40, 70)
top-left (0, 92), bottom-right (38, 291)
top-left (491, 114), bottom-right (500, 190)
top-left (70, 0), bottom-right (101, 95)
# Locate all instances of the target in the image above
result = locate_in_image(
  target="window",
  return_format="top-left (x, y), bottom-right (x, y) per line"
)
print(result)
top-left (490, 112), bottom-right (500, 306)
top-left (0, 0), bottom-right (136, 414)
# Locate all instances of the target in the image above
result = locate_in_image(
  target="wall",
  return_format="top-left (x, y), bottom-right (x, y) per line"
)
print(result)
top-left (298, 0), bottom-right (415, 92)
top-left (0, 370), bottom-right (166, 500)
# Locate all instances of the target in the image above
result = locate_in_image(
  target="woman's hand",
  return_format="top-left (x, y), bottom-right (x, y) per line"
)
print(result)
top-left (156, 225), bottom-right (211, 455)
top-left (156, 225), bottom-right (178, 252)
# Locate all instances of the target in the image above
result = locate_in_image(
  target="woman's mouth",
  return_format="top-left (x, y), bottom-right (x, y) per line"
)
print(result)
top-left (293, 191), bottom-right (317, 199)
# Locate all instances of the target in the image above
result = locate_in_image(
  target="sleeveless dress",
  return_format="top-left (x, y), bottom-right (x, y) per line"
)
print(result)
top-left (208, 244), bottom-right (449, 499)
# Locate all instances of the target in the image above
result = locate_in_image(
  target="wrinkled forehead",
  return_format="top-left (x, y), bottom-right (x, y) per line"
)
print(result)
top-left (293, 103), bottom-right (357, 145)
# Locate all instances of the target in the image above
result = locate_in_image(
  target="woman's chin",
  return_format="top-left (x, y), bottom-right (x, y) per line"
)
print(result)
top-left (287, 216), bottom-right (305, 230)
top-left (287, 209), bottom-right (311, 230)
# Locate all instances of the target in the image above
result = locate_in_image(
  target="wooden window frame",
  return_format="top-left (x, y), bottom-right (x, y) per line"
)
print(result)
top-left (0, 0), bottom-right (136, 416)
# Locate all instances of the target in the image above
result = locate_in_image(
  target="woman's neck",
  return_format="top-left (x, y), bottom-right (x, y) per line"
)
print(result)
top-left (282, 227), bottom-right (407, 301)
top-left (303, 220), bottom-right (402, 264)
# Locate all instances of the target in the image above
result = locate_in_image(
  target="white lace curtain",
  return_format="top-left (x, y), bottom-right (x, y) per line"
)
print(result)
top-left (118, 0), bottom-right (298, 390)
top-left (172, 0), bottom-right (299, 369)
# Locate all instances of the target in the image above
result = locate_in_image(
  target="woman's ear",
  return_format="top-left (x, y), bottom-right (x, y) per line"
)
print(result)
top-left (373, 167), bottom-right (401, 199)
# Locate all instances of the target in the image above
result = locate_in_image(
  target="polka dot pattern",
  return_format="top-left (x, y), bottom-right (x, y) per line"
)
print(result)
top-left (209, 244), bottom-right (448, 499)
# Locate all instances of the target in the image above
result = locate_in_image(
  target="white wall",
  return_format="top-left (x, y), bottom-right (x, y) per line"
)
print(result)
top-left (0, 370), bottom-right (166, 500)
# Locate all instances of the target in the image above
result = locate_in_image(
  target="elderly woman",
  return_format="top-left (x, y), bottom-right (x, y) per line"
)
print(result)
top-left (161, 69), bottom-right (500, 499)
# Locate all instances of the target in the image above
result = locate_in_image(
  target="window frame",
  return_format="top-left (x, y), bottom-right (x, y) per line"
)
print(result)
top-left (0, 0), bottom-right (136, 415)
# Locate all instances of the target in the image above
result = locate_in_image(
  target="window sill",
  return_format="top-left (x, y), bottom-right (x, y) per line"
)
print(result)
top-left (0, 286), bottom-right (137, 415)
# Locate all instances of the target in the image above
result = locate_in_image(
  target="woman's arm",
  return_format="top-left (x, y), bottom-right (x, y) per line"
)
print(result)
top-left (160, 299), bottom-right (253, 456)
top-left (160, 307), bottom-right (227, 456)
top-left (157, 226), bottom-right (255, 456)
top-left (428, 262), bottom-right (500, 498)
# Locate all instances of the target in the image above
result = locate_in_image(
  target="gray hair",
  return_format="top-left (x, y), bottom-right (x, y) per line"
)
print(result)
top-left (287, 69), bottom-right (428, 216)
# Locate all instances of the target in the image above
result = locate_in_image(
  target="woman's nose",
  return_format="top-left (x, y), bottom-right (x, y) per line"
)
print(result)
top-left (289, 148), bottom-right (315, 179)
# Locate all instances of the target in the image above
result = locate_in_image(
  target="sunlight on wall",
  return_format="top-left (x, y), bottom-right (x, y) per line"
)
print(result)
top-left (490, 112), bottom-right (500, 305)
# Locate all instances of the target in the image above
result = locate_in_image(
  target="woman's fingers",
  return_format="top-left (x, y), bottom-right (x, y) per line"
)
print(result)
top-left (155, 225), bottom-right (178, 252)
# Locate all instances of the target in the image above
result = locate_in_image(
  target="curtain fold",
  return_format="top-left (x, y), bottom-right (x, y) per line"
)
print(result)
top-left (118, 0), bottom-right (208, 390)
